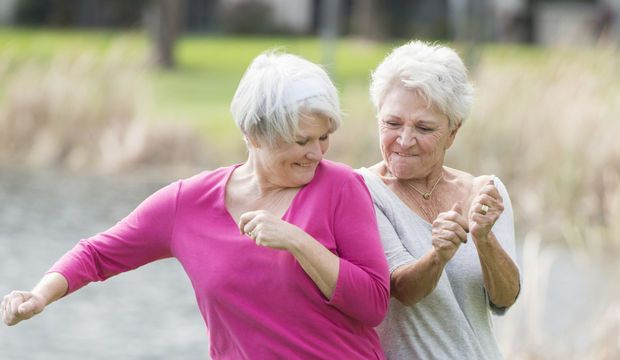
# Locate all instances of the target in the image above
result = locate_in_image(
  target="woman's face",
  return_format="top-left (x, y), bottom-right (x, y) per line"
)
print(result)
top-left (378, 86), bottom-right (457, 179)
top-left (253, 113), bottom-right (331, 188)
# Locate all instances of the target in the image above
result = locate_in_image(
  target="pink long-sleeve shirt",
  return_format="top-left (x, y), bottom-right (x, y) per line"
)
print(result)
top-left (49, 160), bottom-right (390, 359)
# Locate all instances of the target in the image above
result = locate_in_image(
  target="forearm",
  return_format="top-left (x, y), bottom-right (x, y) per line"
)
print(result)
top-left (32, 272), bottom-right (69, 306)
top-left (474, 232), bottom-right (520, 308)
top-left (289, 233), bottom-right (340, 300)
top-left (391, 249), bottom-right (445, 306)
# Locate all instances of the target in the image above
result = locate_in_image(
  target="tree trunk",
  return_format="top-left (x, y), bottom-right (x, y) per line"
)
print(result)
top-left (351, 0), bottom-right (384, 40)
top-left (147, 0), bottom-right (184, 69)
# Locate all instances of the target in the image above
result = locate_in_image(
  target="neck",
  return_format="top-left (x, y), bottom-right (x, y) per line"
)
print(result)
top-left (380, 162), bottom-right (444, 190)
top-left (403, 167), bottom-right (444, 190)
top-left (236, 156), bottom-right (288, 197)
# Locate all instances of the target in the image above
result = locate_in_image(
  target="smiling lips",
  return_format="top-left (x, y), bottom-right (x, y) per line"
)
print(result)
top-left (294, 162), bottom-right (316, 167)
top-left (394, 152), bottom-right (418, 157)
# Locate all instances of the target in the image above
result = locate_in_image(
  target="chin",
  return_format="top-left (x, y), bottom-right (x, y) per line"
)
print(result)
top-left (296, 172), bottom-right (317, 186)
top-left (388, 162), bottom-right (415, 179)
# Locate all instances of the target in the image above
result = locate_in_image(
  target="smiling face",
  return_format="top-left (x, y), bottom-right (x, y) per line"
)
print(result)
top-left (252, 113), bottom-right (331, 188)
top-left (378, 86), bottom-right (458, 180)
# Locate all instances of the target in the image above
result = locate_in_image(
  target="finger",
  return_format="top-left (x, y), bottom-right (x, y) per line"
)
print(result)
top-left (9, 292), bottom-right (25, 312)
top-left (432, 236), bottom-right (460, 254)
top-left (475, 196), bottom-right (504, 215)
top-left (470, 213), bottom-right (494, 227)
top-left (238, 211), bottom-right (258, 234)
top-left (440, 221), bottom-right (469, 243)
top-left (480, 182), bottom-right (501, 200)
top-left (446, 204), bottom-right (469, 232)
top-left (454, 226), bottom-right (468, 244)
top-left (435, 229), bottom-right (462, 246)
top-left (1, 297), bottom-right (7, 324)
top-left (243, 217), bottom-right (263, 239)
top-left (18, 298), bottom-right (38, 316)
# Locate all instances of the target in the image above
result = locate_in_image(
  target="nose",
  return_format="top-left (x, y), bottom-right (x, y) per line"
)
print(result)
top-left (305, 140), bottom-right (323, 161)
top-left (396, 126), bottom-right (416, 147)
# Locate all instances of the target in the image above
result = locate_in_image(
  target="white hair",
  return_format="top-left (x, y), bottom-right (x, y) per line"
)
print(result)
top-left (231, 51), bottom-right (342, 147)
top-left (370, 40), bottom-right (474, 129)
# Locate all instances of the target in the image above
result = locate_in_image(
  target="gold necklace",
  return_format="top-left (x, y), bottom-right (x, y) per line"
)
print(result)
top-left (405, 174), bottom-right (443, 200)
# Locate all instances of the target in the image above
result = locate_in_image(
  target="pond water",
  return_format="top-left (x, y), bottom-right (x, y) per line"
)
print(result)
top-left (0, 168), bottom-right (208, 360)
top-left (1, 168), bottom-right (617, 359)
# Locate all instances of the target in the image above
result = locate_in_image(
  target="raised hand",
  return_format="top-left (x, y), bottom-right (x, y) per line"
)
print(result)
top-left (468, 179), bottom-right (504, 241)
top-left (238, 210), bottom-right (304, 251)
top-left (431, 203), bottom-right (469, 264)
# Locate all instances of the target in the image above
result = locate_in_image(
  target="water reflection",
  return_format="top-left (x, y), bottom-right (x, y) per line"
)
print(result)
top-left (0, 168), bottom-right (209, 360)
top-left (1, 168), bottom-right (617, 359)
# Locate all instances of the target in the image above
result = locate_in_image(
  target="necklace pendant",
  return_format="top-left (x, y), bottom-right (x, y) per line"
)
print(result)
top-left (422, 193), bottom-right (431, 200)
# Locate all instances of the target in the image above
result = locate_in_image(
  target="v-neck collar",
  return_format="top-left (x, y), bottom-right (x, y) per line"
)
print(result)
top-left (218, 163), bottom-right (315, 229)
top-left (359, 167), bottom-right (433, 228)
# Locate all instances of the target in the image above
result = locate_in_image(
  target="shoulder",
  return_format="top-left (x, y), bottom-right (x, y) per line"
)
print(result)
top-left (445, 167), bottom-right (493, 196)
top-left (446, 168), bottom-right (511, 207)
top-left (175, 165), bottom-right (237, 201)
top-left (317, 159), bottom-right (355, 176)
top-left (314, 159), bottom-right (361, 186)
top-left (180, 165), bottom-right (232, 187)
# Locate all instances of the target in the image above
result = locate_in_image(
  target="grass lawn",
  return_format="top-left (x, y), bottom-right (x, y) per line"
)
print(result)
top-left (0, 28), bottom-right (401, 153)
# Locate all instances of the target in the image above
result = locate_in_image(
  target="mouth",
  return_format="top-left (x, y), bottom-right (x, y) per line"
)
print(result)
top-left (394, 152), bottom-right (417, 157)
top-left (293, 162), bottom-right (316, 168)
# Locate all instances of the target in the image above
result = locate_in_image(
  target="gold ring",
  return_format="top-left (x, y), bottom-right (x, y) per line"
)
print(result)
top-left (480, 204), bottom-right (489, 215)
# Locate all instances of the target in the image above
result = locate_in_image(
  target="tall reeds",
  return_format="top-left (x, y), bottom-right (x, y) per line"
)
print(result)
top-left (447, 47), bottom-right (620, 253)
top-left (0, 41), bottom-right (204, 173)
top-left (449, 47), bottom-right (620, 359)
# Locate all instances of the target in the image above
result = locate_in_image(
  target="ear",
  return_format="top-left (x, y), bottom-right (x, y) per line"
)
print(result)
top-left (244, 135), bottom-right (261, 149)
top-left (445, 122), bottom-right (461, 149)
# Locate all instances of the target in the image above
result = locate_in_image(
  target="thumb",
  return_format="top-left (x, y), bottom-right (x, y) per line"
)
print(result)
top-left (18, 298), bottom-right (40, 315)
top-left (451, 202), bottom-right (462, 215)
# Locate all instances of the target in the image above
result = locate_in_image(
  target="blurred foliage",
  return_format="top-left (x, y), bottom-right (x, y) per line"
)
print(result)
top-left (1, 29), bottom-right (619, 254)
top-left (14, 0), bottom-right (150, 27)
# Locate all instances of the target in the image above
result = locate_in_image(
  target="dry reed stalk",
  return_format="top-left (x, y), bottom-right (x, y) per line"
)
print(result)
top-left (0, 42), bottom-right (205, 173)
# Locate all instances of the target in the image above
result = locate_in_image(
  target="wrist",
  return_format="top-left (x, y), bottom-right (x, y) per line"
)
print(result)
top-left (287, 226), bottom-right (310, 255)
top-left (32, 272), bottom-right (69, 306)
top-left (430, 248), bottom-right (449, 268)
top-left (472, 232), bottom-right (498, 252)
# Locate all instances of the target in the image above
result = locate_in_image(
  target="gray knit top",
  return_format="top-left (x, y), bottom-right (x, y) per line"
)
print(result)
top-left (358, 167), bottom-right (520, 360)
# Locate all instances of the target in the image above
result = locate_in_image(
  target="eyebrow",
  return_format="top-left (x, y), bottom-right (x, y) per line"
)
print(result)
top-left (296, 132), bottom-right (330, 141)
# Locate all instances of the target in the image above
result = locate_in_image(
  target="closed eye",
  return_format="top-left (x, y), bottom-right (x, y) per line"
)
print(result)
top-left (383, 120), bottom-right (401, 128)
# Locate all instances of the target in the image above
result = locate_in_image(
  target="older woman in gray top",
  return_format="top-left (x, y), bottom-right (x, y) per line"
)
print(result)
top-left (358, 40), bottom-right (521, 359)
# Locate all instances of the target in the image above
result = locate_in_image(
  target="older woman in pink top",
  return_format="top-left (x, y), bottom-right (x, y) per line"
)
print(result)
top-left (1, 51), bottom-right (390, 359)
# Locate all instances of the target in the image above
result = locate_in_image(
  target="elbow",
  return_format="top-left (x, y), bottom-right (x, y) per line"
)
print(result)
top-left (363, 283), bottom-right (391, 327)
top-left (390, 275), bottom-right (427, 307)
top-left (491, 282), bottom-right (521, 310)
top-left (392, 288), bottom-right (421, 307)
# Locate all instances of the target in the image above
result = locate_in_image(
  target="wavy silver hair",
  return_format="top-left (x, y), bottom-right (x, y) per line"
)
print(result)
top-left (370, 40), bottom-right (474, 129)
top-left (231, 51), bottom-right (342, 147)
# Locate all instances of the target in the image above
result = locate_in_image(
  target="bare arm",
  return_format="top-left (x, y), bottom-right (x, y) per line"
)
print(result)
top-left (391, 249), bottom-right (444, 305)
top-left (2, 272), bottom-right (68, 326)
top-left (473, 232), bottom-right (520, 307)
top-left (391, 203), bottom-right (469, 305)
top-left (469, 179), bottom-right (520, 308)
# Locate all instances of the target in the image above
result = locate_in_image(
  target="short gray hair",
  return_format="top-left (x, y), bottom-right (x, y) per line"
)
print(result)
top-left (231, 51), bottom-right (342, 147)
top-left (370, 41), bottom-right (474, 129)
